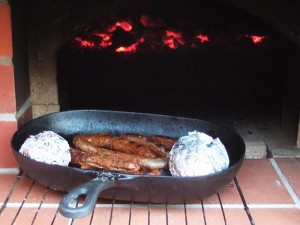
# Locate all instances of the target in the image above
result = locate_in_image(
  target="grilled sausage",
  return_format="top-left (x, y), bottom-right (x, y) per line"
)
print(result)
top-left (70, 148), bottom-right (142, 174)
top-left (70, 144), bottom-right (168, 174)
top-left (71, 132), bottom-right (176, 174)
top-left (147, 135), bottom-right (177, 152)
top-left (73, 133), bottom-right (157, 158)
top-left (119, 133), bottom-right (169, 158)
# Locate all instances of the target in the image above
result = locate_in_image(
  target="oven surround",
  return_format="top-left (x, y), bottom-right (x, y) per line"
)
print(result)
top-left (0, 0), bottom-right (299, 167)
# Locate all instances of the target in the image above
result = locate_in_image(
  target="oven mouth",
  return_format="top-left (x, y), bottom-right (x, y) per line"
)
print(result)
top-left (55, 2), bottom-right (291, 117)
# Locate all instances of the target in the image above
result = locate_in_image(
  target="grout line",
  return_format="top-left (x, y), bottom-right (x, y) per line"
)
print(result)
top-left (2, 202), bottom-right (298, 209)
top-left (234, 177), bottom-right (255, 225)
top-left (0, 113), bottom-right (16, 121)
top-left (217, 193), bottom-right (227, 225)
top-left (11, 181), bottom-right (35, 224)
top-left (0, 168), bottom-right (20, 174)
top-left (0, 170), bottom-right (22, 215)
top-left (270, 158), bottom-right (300, 208)
top-left (0, 56), bottom-right (12, 65)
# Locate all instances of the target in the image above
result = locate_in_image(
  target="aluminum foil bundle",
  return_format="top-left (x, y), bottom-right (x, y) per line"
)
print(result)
top-left (169, 131), bottom-right (229, 176)
top-left (19, 131), bottom-right (71, 166)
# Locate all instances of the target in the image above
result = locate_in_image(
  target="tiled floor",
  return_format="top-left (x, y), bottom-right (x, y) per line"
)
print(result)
top-left (0, 158), bottom-right (300, 225)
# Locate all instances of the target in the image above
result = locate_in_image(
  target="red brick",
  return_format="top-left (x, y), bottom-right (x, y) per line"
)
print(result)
top-left (0, 120), bottom-right (18, 167)
top-left (0, 3), bottom-right (13, 57)
top-left (0, 64), bottom-right (16, 113)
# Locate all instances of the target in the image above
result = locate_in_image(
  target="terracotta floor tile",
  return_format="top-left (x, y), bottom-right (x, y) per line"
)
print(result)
top-left (202, 208), bottom-right (225, 225)
top-left (166, 206), bottom-right (186, 225)
top-left (202, 194), bottom-right (220, 204)
top-left (8, 177), bottom-right (34, 203)
top-left (129, 206), bottom-right (149, 225)
top-left (31, 207), bottom-right (59, 225)
top-left (0, 207), bottom-right (19, 224)
top-left (186, 207), bottom-right (205, 225)
top-left (110, 207), bottom-right (131, 225)
top-left (218, 180), bottom-right (245, 204)
top-left (12, 207), bottom-right (39, 224)
top-left (250, 208), bottom-right (300, 225)
top-left (51, 209), bottom-right (72, 225)
top-left (25, 182), bottom-right (47, 203)
top-left (43, 188), bottom-right (65, 204)
top-left (0, 174), bottom-right (16, 202)
top-left (275, 158), bottom-right (300, 198)
top-left (91, 207), bottom-right (114, 225)
top-left (223, 208), bottom-right (251, 225)
top-left (203, 179), bottom-right (245, 205)
top-left (150, 206), bottom-right (167, 225)
top-left (236, 159), bottom-right (294, 204)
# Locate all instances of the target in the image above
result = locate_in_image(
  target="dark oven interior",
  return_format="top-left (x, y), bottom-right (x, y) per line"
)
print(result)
top-left (11, 0), bottom-right (300, 149)
top-left (57, 1), bottom-right (295, 115)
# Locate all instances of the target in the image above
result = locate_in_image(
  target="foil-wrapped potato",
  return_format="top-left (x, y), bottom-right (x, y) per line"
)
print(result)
top-left (19, 131), bottom-right (71, 166)
top-left (169, 131), bottom-right (229, 176)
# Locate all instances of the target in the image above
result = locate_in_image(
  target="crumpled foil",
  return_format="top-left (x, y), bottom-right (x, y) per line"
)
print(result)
top-left (169, 131), bottom-right (229, 176)
top-left (19, 131), bottom-right (71, 166)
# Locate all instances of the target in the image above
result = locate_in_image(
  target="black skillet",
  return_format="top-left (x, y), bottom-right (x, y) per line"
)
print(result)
top-left (11, 110), bottom-right (245, 218)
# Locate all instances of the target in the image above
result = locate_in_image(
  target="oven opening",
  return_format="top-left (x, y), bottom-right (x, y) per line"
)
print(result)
top-left (11, 0), bottom-right (300, 156)
top-left (56, 1), bottom-right (290, 118)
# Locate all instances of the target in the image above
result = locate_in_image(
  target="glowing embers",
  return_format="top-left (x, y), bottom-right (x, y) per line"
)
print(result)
top-left (73, 14), bottom-right (213, 53)
top-left (196, 34), bottom-right (209, 43)
top-left (108, 21), bottom-right (133, 32)
top-left (163, 30), bottom-right (185, 49)
top-left (246, 35), bottom-right (266, 44)
top-left (115, 38), bottom-right (144, 53)
top-left (74, 37), bottom-right (96, 48)
top-left (73, 14), bottom-right (266, 53)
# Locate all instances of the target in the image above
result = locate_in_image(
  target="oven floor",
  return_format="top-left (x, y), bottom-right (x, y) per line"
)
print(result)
top-left (1, 158), bottom-right (299, 225)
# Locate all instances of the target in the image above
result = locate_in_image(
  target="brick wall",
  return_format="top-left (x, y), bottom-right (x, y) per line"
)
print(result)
top-left (0, 0), bottom-right (18, 167)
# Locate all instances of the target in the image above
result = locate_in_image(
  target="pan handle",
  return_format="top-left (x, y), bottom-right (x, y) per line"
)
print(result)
top-left (59, 178), bottom-right (116, 218)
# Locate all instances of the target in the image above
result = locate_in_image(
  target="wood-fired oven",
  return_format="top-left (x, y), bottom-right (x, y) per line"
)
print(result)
top-left (10, 0), bottom-right (300, 158)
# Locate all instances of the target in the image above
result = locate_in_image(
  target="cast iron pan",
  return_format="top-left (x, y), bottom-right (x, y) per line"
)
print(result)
top-left (11, 110), bottom-right (245, 218)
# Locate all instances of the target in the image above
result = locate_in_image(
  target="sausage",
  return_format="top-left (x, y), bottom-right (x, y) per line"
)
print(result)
top-left (71, 137), bottom-right (168, 173)
top-left (70, 148), bottom-right (142, 174)
top-left (71, 132), bottom-right (176, 175)
top-left (147, 135), bottom-right (177, 152)
top-left (119, 133), bottom-right (168, 158)
top-left (73, 133), bottom-right (157, 158)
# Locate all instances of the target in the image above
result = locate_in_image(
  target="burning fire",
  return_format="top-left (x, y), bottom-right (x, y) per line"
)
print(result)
top-left (73, 14), bottom-right (267, 53)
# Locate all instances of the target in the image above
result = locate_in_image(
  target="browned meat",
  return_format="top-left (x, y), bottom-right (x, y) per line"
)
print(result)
top-left (71, 138), bottom-right (168, 173)
top-left (71, 132), bottom-right (176, 175)
top-left (147, 135), bottom-right (177, 151)
top-left (73, 133), bottom-right (157, 158)
top-left (119, 133), bottom-right (168, 158)
top-left (70, 148), bottom-right (142, 174)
